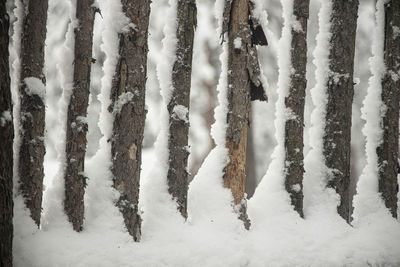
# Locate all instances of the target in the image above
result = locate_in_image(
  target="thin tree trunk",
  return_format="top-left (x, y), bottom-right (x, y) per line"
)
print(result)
top-left (245, 108), bottom-right (256, 199)
top-left (284, 0), bottom-right (309, 218)
top-left (64, 0), bottom-right (96, 232)
top-left (18, 0), bottom-right (49, 226)
top-left (377, 0), bottom-right (400, 218)
top-left (323, 0), bottom-right (359, 222)
top-left (167, 0), bottom-right (197, 218)
top-left (0, 1), bottom-right (13, 265)
top-left (110, 0), bottom-right (151, 241)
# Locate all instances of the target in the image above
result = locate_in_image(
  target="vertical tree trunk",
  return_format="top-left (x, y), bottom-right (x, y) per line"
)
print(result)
top-left (167, 0), bottom-right (197, 218)
top-left (0, 2), bottom-right (13, 265)
top-left (377, 0), bottom-right (400, 218)
top-left (284, 0), bottom-right (309, 218)
top-left (323, 0), bottom-right (359, 222)
top-left (245, 108), bottom-right (256, 199)
top-left (18, 0), bottom-right (49, 226)
top-left (110, 0), bottom-right (151, 241)
top-left (64, 0), bottom-right (96, 232)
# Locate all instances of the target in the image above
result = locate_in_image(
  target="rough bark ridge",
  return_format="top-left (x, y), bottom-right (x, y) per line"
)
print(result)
top-left (18, 0), bottom-right (48, 226)
top-left (323, 0), bottom-right (359, 222)
top-left (0, 2), bottom-right (13, 266)
top-left (222, 0), bottom-right (266, 229)
top-left (284, 0), bottom-right (309, 218)
top-left (377, 0), bottom-right (400, 218)
top-left (109, 0), bottom-right (150, 241)
top-left (167, 0), bottom-right (197, 218)
top-left (64, 0), bottom-right (96, 232)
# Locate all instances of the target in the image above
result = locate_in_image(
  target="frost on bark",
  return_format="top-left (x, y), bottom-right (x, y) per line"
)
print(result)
top-left (377, 0), bottom-right (400, 218)
top-left (64, 0), bottom-right (96, 232)
top-left (18, 0), bottom-right (48, 226)
top-left (167, 0), bottom-right (197, 218)
top-left (222, 0), bottom-right (267, 228)
top-left (109, 0), bottom-right (151, 241)
top-left (284, 0), bottom-right (309, 218)
top-left (0, 2), bottom-right (13, 266)
top-left (323, 0), bottom-right (359, 222)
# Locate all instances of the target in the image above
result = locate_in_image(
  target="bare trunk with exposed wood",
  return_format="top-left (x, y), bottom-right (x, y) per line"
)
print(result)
top-left (0, 2), bottom-right (13, 265)
top-left (323, 0), bottom-right (359, 222)
top-left (377, 0), bottom-right (400, 218)
top-left (18, 0), bottom-right (48, 227)
top-left (167, 0), bottom-right (197, 218)
top-left (110, 0), bottom-right (151, 241)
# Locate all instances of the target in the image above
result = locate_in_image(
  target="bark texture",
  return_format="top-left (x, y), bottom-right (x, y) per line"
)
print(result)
top-left (110, 0), bottom-right (151, 241)
top-left (18, 0), bottom-right (48, 226)
top-left (0, 2), bottom-right (13, 266)
top-left (284, 0), bottom-right (309, 218)
top-left (167, 0), bottom-right (197, 218)
top-left (222, 0), bottom-right (267, 228)
top-left (377, 0), bottom-right (400, 218)
top-left (64, 0), bottom-right (96, 232)
top-left (323, 0), bottom-right (359, 222)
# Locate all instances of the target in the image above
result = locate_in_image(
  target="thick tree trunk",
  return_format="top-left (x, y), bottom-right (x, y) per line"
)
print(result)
top-left (323, 0), bottom-right (359, 222)
top-left (0, 2), bottom-right (13, 266)
top-left (110, 0), bottom-right (151, 241)
top-left (284, 0), bottom-right (309, 218)
top-left (18, 0), bottom-right (48, 226)
top-left (167, 0), bottom-right (197, 218)
top-left (64, 0), bottom-right (96, 232)
top-left (377, 0), bottom-right (400, 218)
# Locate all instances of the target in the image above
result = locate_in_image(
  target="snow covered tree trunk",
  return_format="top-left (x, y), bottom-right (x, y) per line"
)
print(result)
top-left (0, 2), bottom-right (13, 265)
top-left (64, 0), bottom-right (96, 232)
top-left (18, 0), bottom-right (48, 227)
top-left (284, 0), bottom-right (309, 218)
top-left (323, 0), bottom-right (359, 222)
top-left (110, 0), bottom-right (150, 241)
top-left (167, 0), bottom-right (197, 218)
top-left (377, 0), bottom-right (400, 218)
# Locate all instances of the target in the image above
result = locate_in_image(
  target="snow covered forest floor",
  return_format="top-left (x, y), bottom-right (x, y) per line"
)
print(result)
top-left (10, 0), bottom-right (400, 266)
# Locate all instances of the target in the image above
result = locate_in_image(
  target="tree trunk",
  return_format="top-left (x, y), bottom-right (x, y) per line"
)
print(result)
top-left (284, 0), bottom-right (309, 218)
top-left (167, 0), bottom-right (197, 218)
top-left (323, 0), bottom-right (359, 222)
top-left (110, 0), bottom-right (151, 241)
top-left (18, 0), bottom-right (49, 227)
top-left (245, 108), bottom-right (256, 199)
top-left (64, 0), bottom-right (96, 232)
top-left (0, 2), bottom-right (13, 265)
top-left (377, 0), bottom-right (400, 218)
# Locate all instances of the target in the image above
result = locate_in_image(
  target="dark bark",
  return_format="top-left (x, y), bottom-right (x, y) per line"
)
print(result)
top-left (0, 2), bottom-right (13, 266)
top-left (245, 109), bottom-right (256, 198)
top-left (167, 0), bottom-right (197, 218)
top-left (284, 0), bottom-right (309, 218)
top-left (377, 0), bottom-right (400, 218)
top-left (109, 0), bottom-right (150, 241)
top-left (18, 0), bottom-right (48, 226)
top-left (222, 0), bottom-right (266, 229)
top-left (64, 0), bottom-right (96, 232)
top-left (323, 0), bottom-right (359, 222)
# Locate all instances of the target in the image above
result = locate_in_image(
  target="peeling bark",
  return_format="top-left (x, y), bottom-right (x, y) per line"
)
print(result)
top-left (18, 0), bottom-right (48, 227)
top-left (109, 0), bottom-right (151, 241)
top-left (323, 0), bottom-right (359, 222)
top-left (284, 0), bottom-right (309, 218)
top-left (167, 0), bottom-right (197, 218)
top-left (0, 2), bottom-right (13, 265)
top-left (64, 0), bottom-right (96, 232)
top-left (377, 0), bottom-right (400, 218)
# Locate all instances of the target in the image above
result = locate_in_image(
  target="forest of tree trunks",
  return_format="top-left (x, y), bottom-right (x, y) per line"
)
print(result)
top-left (378, 0), bottom-right (400, 218)
top-left (0, 1), bottom-right (13, 266)
top-left (323, 0), bottom-right (359, 222)
top-left (167, 0), bottom-right (197, 218)
top-left (18, 0), bottom-right (48, 227)
top-left (110, 0), bottom-right (151, 241)
top-left (64, 0), bottom-right (96, 232)
top-left (283, 0), bottom-right (309, 218)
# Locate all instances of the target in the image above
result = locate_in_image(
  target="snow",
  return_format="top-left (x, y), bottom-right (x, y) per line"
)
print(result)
top-left (24, 77), bottom-right (46, 100)
top-left (172, 104), bottom-right (189, 123)
top-left (0, 110), bottom-right (12, 126)
top-left (233, 37), bottom-right (242, 49)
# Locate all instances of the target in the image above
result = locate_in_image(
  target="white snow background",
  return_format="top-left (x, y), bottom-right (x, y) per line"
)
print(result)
top-left (9, 0), bottom-right (400, 266)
